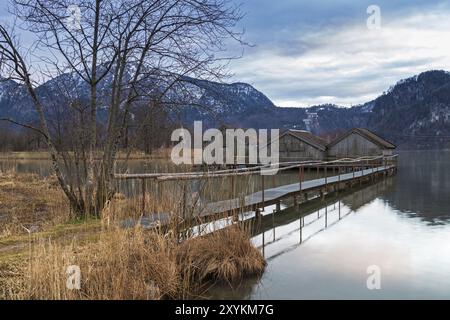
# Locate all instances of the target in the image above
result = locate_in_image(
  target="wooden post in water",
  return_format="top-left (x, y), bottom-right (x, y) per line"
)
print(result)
top-left (272, 209), bottom-right (276, 241)
top-left (337, 165), bottom-right (341, 194)
top-left (359, 161), bottom-right (363, 186)
top-left (299, 215), bottom-right (303, 244)
top-left (372, 159), bottom-right (375, 180)
top-left (261, 231), bottom-right (265, 258)
top-left (338, 200), bottom-right (341, 220)
top-left (157, 180), bottom-right (162, 203)
top-left (141, 178), bottom-right (146, 214)
top-left (299, 165), bottom-right (304, 205)
top-left (182, 182), bottom-right (187, 220)
top-left (231, 174), bottom-right (238, 221)
top-left (231, 174), bottom-right (236, 198)
top-left (261, 175), bottom-right (265, 210)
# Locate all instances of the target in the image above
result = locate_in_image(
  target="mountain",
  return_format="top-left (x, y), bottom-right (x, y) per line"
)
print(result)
top-left (366, 70), bottom-right (450, 148)
top-left (0, 78), bottom-right (30, 120)
top-left (1, 69), bottom-right (450, 149)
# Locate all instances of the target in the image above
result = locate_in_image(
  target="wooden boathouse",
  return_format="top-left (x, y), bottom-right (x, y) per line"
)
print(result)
top-left (275, 127), bottom-right (396, 161)
top-left (278, 129), bottom-right (327, 162)
top-left (327, 128), bottom-right (396, 158)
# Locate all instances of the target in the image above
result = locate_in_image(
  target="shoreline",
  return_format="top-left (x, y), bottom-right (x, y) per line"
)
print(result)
top-left (0, 150), bottom-right (172, 161)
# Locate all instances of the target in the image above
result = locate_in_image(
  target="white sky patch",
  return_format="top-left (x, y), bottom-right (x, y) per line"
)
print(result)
top-left (231, 10), bottom-right (450, 107)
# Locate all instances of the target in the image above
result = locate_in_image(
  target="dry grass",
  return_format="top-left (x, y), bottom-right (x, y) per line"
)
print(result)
top-left (0, 171), bottom-right (70, 238)
top-left (0, 149), bottom-right (173, 161)
top-left (0, 171), bottom-right (266, 300)
top-left (177, 225), bottom-right (266, 288)
top-left (4, 228), bottom-right (179, 300)
top-left (1, 224), bottom-right (264, 300)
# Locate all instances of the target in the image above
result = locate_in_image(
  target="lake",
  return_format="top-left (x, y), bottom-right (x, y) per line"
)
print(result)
top-left (2, 150), bottom-right (450, 299)
top-left (207, 150), bottom-right (450, 299)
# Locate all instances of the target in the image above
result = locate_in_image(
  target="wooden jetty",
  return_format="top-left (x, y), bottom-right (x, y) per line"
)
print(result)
top-left (114, 155), bottom-right (398, 229)
top-left (199, 164), bottom-right (394, 217)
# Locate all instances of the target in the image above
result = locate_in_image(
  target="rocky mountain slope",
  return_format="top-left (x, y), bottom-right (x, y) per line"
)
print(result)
top-left (1, 70), bottom-right (450, 149)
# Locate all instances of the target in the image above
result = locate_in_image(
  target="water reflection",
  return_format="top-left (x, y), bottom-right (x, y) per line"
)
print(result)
top-left (381, 150), bottom-right (450, 224)
top-left (208, 151), bottom-right (450, 299)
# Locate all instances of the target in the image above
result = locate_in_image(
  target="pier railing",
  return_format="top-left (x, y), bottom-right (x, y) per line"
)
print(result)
top-left (113, 154), bottom-right (398, 214)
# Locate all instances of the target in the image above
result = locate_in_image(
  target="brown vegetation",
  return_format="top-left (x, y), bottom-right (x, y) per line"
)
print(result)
top-left (0, 172), bottom-right (266, 300)
top-left (0, 171), bottom-right (70, 238)
top-left (2, 225), bottom-right (264, 300)
top-left (177, 226), bottom-right (266, 286)
top-left (0, 150), bottom-right (174, 161)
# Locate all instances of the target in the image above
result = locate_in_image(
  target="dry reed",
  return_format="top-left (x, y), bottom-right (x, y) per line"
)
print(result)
top-left (0, 171), bottom-right (70, 238)
top-left (2, 222), bottom-right (264, 300)
top-left (1, 169), bottom-right (266, 300)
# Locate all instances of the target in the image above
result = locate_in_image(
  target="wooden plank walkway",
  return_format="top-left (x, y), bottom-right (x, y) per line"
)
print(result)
top-left (120, 164), bottom-right (395, 230)
top-left (199, 165), bottom-right (393, 217)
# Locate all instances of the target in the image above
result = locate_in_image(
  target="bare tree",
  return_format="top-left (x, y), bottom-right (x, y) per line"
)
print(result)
top-left (0, 0), bottom-right (243, 216)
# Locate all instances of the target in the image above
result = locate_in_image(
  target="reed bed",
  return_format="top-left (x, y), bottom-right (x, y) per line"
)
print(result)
top-left (0, 171), bottom-right (70, 239)
top-left (1, 170), bottom-right (266, 300)
top-left (2, 224), bottom-right (264, 300)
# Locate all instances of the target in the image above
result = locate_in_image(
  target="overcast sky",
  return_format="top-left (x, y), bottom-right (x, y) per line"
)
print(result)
top-left (1, 1), bottom-right (450, 108)
top-left (229, 0), bottom-right (450, 107)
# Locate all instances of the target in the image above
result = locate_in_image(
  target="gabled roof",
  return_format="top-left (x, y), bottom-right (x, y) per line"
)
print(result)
top-left (279, 129), bottom-right (328, 151)
top-left (327, 128), bottom-right (396, 149)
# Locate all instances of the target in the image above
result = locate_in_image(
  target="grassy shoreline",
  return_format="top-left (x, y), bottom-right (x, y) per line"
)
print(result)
top-left (0, 170), bottom-right (265, 300)
top-left (0, 149), bottom-right (172, 161)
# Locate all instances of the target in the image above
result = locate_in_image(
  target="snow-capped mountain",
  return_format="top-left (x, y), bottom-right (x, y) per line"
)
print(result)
top-left (2, 69), bottom-right (450, 148)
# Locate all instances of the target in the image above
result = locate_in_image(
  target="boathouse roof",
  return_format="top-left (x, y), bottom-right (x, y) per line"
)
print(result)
top-left (327, 128), bottom-right (396, 149)
top-left (280, 129), bottom-right (328, 151)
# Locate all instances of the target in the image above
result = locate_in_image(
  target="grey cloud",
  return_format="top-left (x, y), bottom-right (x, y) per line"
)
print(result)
top-left (230, 0), bottom-right (450, 107)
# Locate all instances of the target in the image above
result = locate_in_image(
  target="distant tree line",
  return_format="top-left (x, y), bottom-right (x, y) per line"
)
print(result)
top-left (0, 106), bottom-right (176, 153)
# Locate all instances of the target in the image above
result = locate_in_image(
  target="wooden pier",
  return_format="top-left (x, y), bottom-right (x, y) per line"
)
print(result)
top-left (199, 164), bottom-right (394, 217)
top-left (114, 155), bottom-right (398, 229)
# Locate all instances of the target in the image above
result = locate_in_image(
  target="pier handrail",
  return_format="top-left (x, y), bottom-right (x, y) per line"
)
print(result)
top-left (113, 154), bottom-right (398, 181)
top-left (113, 154), bottom-right (398, 216)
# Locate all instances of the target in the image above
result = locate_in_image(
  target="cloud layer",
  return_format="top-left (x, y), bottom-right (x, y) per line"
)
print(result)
top-left (230, 0), bottom-right (450, 107)
top-left (1, 1), bottom-right (450, 107)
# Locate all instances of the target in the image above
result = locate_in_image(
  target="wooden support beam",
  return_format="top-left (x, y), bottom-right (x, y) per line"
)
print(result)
top-left (182, 182), bottom-right (187, 220)
top-left (261, 175), bottom-right (265, 209)
top-left (231, 174), bottom-right (235, 197)
top-left (141, 178), bottom-right (146, 214)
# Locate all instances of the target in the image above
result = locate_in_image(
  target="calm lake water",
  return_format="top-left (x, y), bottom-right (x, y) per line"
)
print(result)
top-left (207, 150), bottom-right (450, 299)
top-left (2, 151), bottom-right (450, 299)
